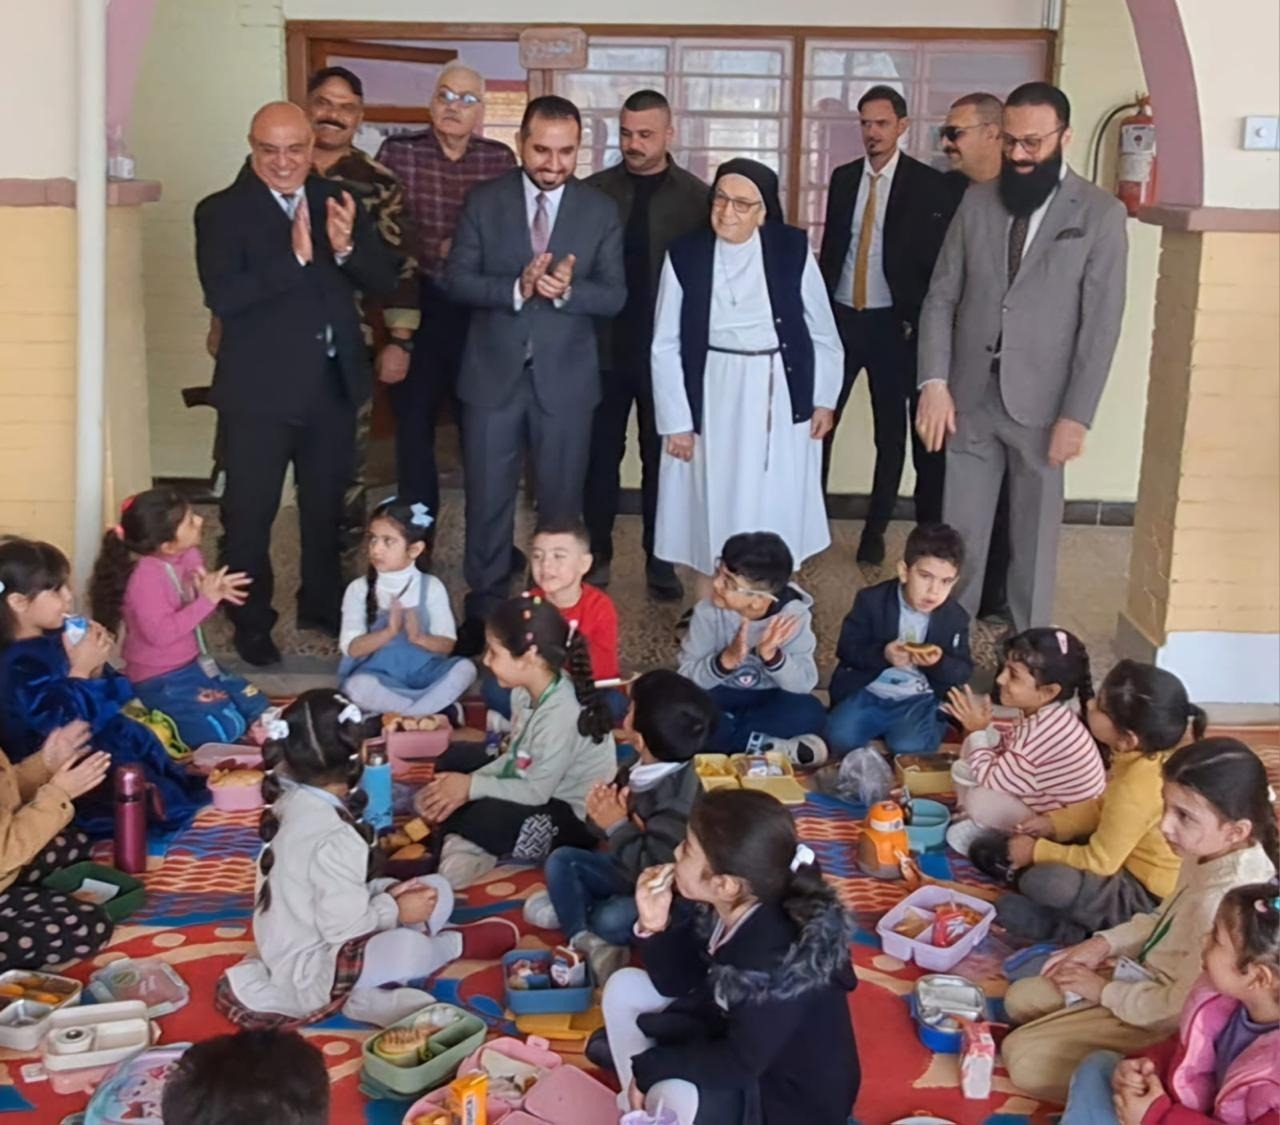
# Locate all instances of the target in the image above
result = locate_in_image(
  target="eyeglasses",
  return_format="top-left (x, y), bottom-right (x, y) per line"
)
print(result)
top-left (711, 191), bottom-right (762, 216)
top-left (436, 88), bottom-right (482, 107)
top-left (1000, 126), bottom-right (1065, 155)
top-left (712, 560), bottom-right (777, 601)
top-left (940, 124), bottom-right (985, 143)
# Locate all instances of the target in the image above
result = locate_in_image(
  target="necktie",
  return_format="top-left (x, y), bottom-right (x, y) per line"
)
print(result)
top-left (282, 192), bottom-right (299, 219)
top-left (531, 192), bottom-right (550, 255)
top-left (851, 173), bottom-right (880, 310)
top-left (1008, 213), bottom-right (1031, 285)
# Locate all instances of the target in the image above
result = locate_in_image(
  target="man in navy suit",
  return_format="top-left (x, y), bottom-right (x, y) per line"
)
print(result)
top-left (825, 523), bottom-right (972, 757)
top-left (195, 102), bottom-right (399, 666)
top-left (446, 95), bottom-right (626, 655)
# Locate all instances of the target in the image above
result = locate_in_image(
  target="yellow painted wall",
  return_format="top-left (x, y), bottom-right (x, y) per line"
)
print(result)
top-left (131, 0), bottom-right (1158, 504)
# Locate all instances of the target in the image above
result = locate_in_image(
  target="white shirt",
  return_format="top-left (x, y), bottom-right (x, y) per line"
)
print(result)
top-left (835, 147), bottom-right (900, 310)
top-left (339, 564), bottom-right (457, 656)
top-left (513, 175), bottom-right (568, 311)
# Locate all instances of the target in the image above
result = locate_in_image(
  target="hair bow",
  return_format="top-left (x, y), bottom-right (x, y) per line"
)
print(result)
top-left (1055, 629), bottom-right (1069, 655)
top-left (409, 502), bottom-right (433, 529)
top-left (337, 700), bottom-right (364, 726)
top-left (566, 618), bottom-right (580, 644)
top-left (790, 843), bottom-right (815, 872)
top-left (264, 717), bottom-right (289, 741)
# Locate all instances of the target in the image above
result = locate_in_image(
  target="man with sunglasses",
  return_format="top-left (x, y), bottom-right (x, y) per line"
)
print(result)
top-left (377, 63), bottom-right (516, 530)
top-left (917, 81), bottom-right (1128, 633)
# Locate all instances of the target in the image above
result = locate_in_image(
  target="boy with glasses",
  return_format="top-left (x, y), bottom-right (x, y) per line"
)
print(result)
top-left (677, 531), bottom-right (828, 766)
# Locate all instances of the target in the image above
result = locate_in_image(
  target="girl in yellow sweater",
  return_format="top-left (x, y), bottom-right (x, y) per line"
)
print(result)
top-left (999, 736), bottom-right (1278, 1102)
top-left (997, 661), bottom-right (1202, 944)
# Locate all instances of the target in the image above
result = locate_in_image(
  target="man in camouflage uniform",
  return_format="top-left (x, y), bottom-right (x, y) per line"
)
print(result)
top-left (206, 65), bottom-right (418, 578)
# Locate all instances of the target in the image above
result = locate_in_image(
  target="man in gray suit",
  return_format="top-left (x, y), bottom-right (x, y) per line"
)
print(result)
top-left (447, 95), bottom-right (626, 653)
top-left (917, 82), bottom-right (1127, 631)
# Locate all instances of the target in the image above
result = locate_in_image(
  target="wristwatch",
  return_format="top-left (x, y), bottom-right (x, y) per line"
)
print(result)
top-left (385, 337), bottom-right (415, 354)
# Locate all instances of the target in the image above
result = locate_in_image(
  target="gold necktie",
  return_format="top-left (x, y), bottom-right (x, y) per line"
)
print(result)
top-left (852, 173), bottom-right (879, 310)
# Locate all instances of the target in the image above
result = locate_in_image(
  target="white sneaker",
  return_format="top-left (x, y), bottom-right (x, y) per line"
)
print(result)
top-left (343, 986), bottom-right (435, 1027)
top-left (523, 889), bottom-right (561, 930)
top-left (946, 818), bottom-right (985, 858)
top-left (437, 835), bottom-right (497, 889)
top-left (767, 733), bottom-right (829, 770)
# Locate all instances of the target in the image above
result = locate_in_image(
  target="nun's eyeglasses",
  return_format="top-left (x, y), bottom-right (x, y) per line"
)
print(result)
top-left (712, 191), bottom-right (762, 215)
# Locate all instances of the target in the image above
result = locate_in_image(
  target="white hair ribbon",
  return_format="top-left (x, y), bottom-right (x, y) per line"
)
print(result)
top-left (264, 717), bottom-right (289, 742)
top-left (790, 843), bottom-right (815, 872)
top-left (1055, 629), bottom-right (1069, 655)
top-left (566, 618), bottom-right (580, 644)
top-left (409, 502), bottom-right (433, 529)
top-left (337, 702), bottom-right (364, 726)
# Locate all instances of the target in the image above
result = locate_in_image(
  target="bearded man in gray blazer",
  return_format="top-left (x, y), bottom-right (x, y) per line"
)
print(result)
top-left (917, 81), bottom-right (1127, 632)
top-left (446, 95), bottom-right (625, 654)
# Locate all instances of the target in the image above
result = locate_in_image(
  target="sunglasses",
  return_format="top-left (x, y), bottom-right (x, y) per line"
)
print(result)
top-left (436, 88), bottom-right (481, 107)
top-left (940, 124), bottom-right (984, 143)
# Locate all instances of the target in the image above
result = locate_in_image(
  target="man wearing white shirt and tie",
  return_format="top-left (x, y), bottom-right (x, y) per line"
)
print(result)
top-left (446, 96), bottom-right (625, 655)
top-left (195, 102), bottom-right (399, 666)
top-left (818, 86), bottom-right (952, 565)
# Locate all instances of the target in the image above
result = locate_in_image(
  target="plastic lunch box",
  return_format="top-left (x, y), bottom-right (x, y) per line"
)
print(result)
top-left (876, 885), bottom-right (996, 972)
top-left (732, 751), bottom-right (807, 805)
top-left (694, 753), bottom-right (739, 792)
top-left (907, 974), bottom-right (988, 1054)
top-left (42, 861), bottom-right (146, 924)
top-left (904, 799), bottom-right (951, 852)
top-left (361, 1002), bottom-right (487, 1097)
top-left (87, 958), bottom-right (190, 1018)
top-left (191, 744), bottom-right (263, 774)
top-left (40, 1000), bottom-right (158, 1095)
top-left (503, 950), bottom-right (595, 1016)
top-left (0, 970), bottom-right (82, 1051)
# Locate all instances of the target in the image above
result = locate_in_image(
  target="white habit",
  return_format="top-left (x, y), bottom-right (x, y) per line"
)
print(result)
top-left (651, 231), bottom-right (843, 575)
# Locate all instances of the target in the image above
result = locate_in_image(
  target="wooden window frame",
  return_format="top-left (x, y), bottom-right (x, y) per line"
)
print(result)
top-left (285, 21), bottom-right (1055, 223)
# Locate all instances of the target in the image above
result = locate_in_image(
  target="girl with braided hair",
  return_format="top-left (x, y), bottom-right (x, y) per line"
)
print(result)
top-left (415, 594), bottom-right (616, 888)
top-left (215, 690), bottom-right (466, 1030)
top-left (337, 499), bottom-right (475, 719)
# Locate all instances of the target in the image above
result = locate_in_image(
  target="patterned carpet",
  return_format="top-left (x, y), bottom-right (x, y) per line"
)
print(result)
top-left (4, 731), bottom-right (1276, 1125)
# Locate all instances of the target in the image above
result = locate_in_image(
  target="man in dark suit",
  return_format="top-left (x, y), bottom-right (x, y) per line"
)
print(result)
top-left (195, 102), bottom-right (399, 666)
top-left (818, 85), bottom-right (953, 565)
top-left (446, 95), bottom-right (626, 655)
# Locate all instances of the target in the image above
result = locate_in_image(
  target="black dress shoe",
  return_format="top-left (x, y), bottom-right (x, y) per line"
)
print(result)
top-left (856, 528), bottom-right (886, 565)
top-left (454, 617), bottom-right (487, 658)
top-left (645, 559), bottom-right (683, 602)
top-left (510, 547), bottom-right (528, 578)
top-left (234, 631), bottom-right (281, 667)
top-left (585, 559), bottom-right (611, 588)
top-left (295, 615), bottom-right (340, 639)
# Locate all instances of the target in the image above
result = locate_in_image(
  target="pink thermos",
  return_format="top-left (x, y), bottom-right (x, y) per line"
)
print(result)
top-left (114, 765), bottom-right (148, 874)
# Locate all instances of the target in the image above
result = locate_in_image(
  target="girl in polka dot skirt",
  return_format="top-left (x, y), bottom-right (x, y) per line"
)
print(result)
top-left (0, 720), bottom-right (115, 968)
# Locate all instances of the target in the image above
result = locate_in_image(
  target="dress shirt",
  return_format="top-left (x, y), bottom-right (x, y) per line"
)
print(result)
top-left (835, 147), bottom-right (900, 310)
top-left (513, 175), bottom-right (569, 312)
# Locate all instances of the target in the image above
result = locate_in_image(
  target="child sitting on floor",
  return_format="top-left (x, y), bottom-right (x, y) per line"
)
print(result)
top-left (524, 669), bottom-right (718, 985)
top-left (88, 488), bottom-right (268, 749)
top-left (944, 627), bottom-right (1105, 855)
top-left (602, 788), bottom-right (860, 1125)
top-left (414, 594), bottom-right (616, 889)
top-left (991, 661), bottom-right (1200, 942)
top-left (1063, 880), bottom-right (1280, 1125)
top-left (1000, 737), bottom-right (1277, 1103)
top-left (825, 523), bottom-right (972, 757)
top-left (217, 690), bottom-right (512, 1030)
top-left (483, 518), bottom-right (626, 724)
top-left (337, 499), bottom-right (475, 720)
top-left (0, 537), bottom-right (207, 836)
top-left (679, 531), bottom-right (827, 767)
top-left (161, 1028), bottom-right (330, 1125)
top-left (0, 721), bottom-right (114, 968)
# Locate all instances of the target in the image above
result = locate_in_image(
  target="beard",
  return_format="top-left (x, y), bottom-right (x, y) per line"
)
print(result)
top-left (998, 147), bottom-right (1063, 216)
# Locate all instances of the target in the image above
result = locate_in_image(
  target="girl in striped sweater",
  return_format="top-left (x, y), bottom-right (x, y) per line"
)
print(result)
top-left (945, 628), bottom-right (1105, 855)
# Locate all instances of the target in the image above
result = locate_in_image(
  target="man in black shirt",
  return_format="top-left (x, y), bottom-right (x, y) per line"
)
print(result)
top-left (583, 90), bottom-right (708, 600)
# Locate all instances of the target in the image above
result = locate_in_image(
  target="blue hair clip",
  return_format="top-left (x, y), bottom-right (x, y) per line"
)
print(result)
top-left (409, 502), bottom-right (433, 529)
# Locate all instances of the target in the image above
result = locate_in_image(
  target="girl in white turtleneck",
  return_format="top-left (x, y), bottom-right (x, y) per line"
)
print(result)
top-left (338, 500), bottom-right (476, 718)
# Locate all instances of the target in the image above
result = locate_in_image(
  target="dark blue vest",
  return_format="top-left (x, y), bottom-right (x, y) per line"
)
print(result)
top-left (667, 224), bottom-right (816, 434)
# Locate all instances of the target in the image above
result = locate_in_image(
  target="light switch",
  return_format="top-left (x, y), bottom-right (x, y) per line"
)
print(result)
top-left (1242, 116), bottom-right (1280, 151)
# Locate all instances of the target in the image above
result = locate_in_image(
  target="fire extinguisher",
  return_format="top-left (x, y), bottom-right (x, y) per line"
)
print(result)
top-left (1116, 95), bottom-right (1156, 217)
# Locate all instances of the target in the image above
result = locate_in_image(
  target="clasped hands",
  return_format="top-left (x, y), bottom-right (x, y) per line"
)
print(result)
top-left (520, 252), bottom-right (576, 302)
top-left (719, 615), bottom-right (800, 672)
top-left (291, 190), bottom-right (357, 264)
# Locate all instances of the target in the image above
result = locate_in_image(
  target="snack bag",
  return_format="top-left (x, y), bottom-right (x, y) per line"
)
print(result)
top-left (960, 1021), bottom-right (996, 1099)
top-left (932, 900), bottom-right (972, 948)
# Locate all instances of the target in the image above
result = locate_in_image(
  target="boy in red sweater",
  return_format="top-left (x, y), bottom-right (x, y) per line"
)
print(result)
top-left (481, 519), bottom-right (627, 724)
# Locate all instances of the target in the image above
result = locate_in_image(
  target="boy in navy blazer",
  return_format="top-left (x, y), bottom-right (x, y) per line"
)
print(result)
top-left (825, 524), bottom-right (972, 756)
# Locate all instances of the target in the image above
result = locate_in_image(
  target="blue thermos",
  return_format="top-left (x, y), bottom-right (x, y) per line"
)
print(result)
top-left (361, 743), bottom-right (393, 831)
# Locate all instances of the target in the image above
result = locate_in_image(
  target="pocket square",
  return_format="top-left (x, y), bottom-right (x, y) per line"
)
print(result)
top-left (1055, 227), bottom-right (1086, 241)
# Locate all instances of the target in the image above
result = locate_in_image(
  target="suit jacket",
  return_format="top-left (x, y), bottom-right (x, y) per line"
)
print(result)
top-left (584, 158), bottom-right (708, 370)
top-left (194, 165), bottom-right (400, 418)
top-left (445, 169), bottom-right (626, 412)
top-left (818, 152), bottom-right (952, 326)
top-left (829, 578), bottom-right (972, 705)
top-left (918, 168), bottom-right (1128, 429)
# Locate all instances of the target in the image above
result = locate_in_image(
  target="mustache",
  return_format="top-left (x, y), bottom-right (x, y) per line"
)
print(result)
top-left (316, 119), bottom-right (346, 129)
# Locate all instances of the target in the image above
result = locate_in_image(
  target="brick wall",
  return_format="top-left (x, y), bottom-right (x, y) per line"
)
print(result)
top-left (1125, 230), bottom-right (1280, 642)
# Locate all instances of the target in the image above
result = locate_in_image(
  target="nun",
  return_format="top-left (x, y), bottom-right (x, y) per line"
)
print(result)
top-left (651, 159), bottom-right (843, 587)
